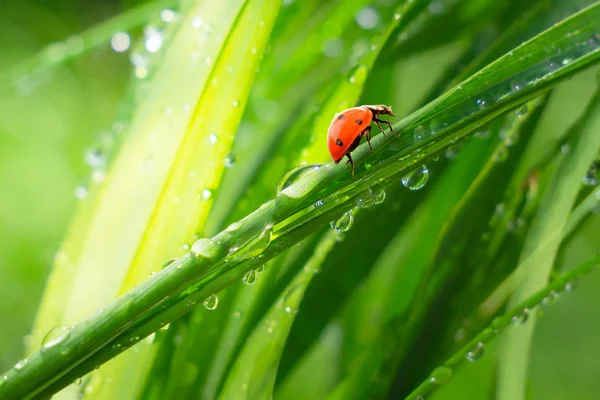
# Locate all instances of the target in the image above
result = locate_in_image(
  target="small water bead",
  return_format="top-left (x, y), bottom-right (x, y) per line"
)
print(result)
top-left (493, 147), bottom-right (509, 162)
top-left (232, 100), bottom-right (239, 107)
top-left (401, 165), bottom-right (429, 190)
top-left (429, 366), bottom-right (452, 384)
top-left (208, 134), bottom-right (218, 145)
top-left (357, 190), bottom-right (376, 209)
top-left (413, 125), bottom-right (427, 141)
top-left (203, 294), bottom-right (218, 310)
top-left (541, 290), bottom-right (559, 307)
top-left (224, 153), bottom-right (236, 168)
top-left (428, 1), bottom-right (445, 14)
top-left (565, 281), bottom-right (575, 292)
top-left (199, 189), bottom-right (212, 200)
top-left (41, 326), bottom-right (73, 353)
top-left (111, 32), bottom-right (130, 52)
top-left (394, 12), bottom-right (401, 20)
top-left (243, 270), bottom-right (258, 285)
top-left (355, 7), bottom-right (380, 30)
top-left (330, 211), bottom-right (354, 233)
top-left (465, 342), bottom-right (485, 362)
top-left (15, 359), bottom-right (28, 370)
top-left (144, 27), bottom-right (163, 53)
top-left (315, 199), bottom-right (324, 207)
top-left (476, 99), bottom-right (488, 109)
top-left (515, 104), bottom-right (528, 117)
top-left (75, 185), bottom-right (88, 200)
top-left (512, 308), bottom-right (530, 325)
top-left (255, 265), bottom-right (265, 273)
top-left (84, 147), bottom-right (106, 168)
top-left (161, 9), bottom-right (176, 23)
top-left (232, 310), bottom-right (243, 319)
top-left (192, 16), bottom-right (203, 28)
top-left (495, 203), bottom-right (506, 217)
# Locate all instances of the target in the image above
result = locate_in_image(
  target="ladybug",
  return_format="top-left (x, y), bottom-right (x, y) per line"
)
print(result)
top-left (327, 104), bottom-right (395, 176)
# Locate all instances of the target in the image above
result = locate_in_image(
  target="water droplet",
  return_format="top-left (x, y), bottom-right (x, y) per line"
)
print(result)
top-left (84, 147), bottom-right (106, 168)
top-left (199, 189), bottom-right (212, 200)
top-left (255, 265), bottom-right (265, 273)
top-left (243, 270), bottom-right (258, 285)
top-left (512, 308), bottom-right (530, 325)
top-left (465, 342), bottom-right (485, 362)
top-left (207, 134), bottom-right (218, 145)
top-left (516, 104), bottom-right (528, 117)
top-left (232, 100), bottom-right (239, 107)
top-left (374, 190), bottom-right (386, 204)
top-left (357, 190), bottom-right (376, 208)
top-left (224, 153), bottom-right (236, 168)
top-left (565, 281), bottom-right (575, 292)
top-left (394, 12), bottom-right (401, 20)
top-left (228, 226), bottom-right (273, 261)
top-left (144, 27), bottom-right (163, 53)
top-left (495, 203), bottom-right (505, 217)
top-left (413, 125), bottom-right (427, 141)
top-left (192, 16), bottom-right (203, 28)
top-left (41, 326), bottom-right (73, 353)
top-left (111, 32), bottom-right (130, 52)
top-left (277, 164), bottom-right (323, 195)
top-left (476, 99), bottom-right (487, 109)
top-left (401, 165), bottom-right (429, 190)
top-left (232, 310), bottom-right (242, 319)
top-left (75, 185), bottom-right (88, 200)
top-left (541, 290), bottom-right (559, 307)
top-left (428, 0), bottom-right (445, 14)
top-left (191, 238), bottom-right (222, 259)
top-left (510, 80), bottom-right (522, 92)
top-left (161, 9), bottom-right (176, 23)
top-left (14, 359), bottom-right (27, 370)
top-left (493, 147), bottom-right (509, 162)
top-left (203, 294), bottom-right (218, 310)
top-left (429, 366), bottom-right (452, 384)
top-left (330, 211), bottom-right (354, 233)
top-left (315, 199), bottom-right (324, 207)
top-left (355, 7), bottom-right (380, 30)
top-left (561, 143), bottom-right (571, 154)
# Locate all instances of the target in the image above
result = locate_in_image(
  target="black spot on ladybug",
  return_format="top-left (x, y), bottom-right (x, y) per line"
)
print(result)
top-left (355, 119), bottom-right (363, 125)
top-left (335, 138), bottom-right (344, 146)
top-left (337, 113), bottom-right (345, 120)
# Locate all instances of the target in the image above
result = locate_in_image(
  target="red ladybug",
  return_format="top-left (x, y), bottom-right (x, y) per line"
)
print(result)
top-left (327, 105), bottom-right (395, 176)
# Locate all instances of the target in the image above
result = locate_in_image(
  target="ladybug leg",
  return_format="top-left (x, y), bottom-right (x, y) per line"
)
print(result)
top-left (364, 126), bottom-right (374, 151)
top-left (345, 153), bottom-right (355, 176)
top-left (374, 118), bottom-right (396, 137)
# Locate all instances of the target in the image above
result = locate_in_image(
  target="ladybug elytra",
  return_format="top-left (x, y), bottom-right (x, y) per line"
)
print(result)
top-left (327, 104), bottom-right (395, 176)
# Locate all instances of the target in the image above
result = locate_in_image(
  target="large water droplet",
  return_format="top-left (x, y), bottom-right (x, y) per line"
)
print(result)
top-left (401, 165), bottom-right (429, 190)
top-left (228, 226), bottom-right (273, 261)
top-left (243, 270), bottom-right (258, 285)
top-left (41, 326), bottom-right (73, 353)
top-left (277, 164), bottom-right (323, 196)
top-left (191, 238), bottom-right (222, 259)
top-left (203, 294), bottom-right (218, 310)
top-left (357, 190), bottom-right (376, 209)
top-left (199, 189), bottom-right (212, 200)
top-left (330, 211), bottom-right (354, 233)
top-left (429, 366), bottom-right (452, 384)
top-left (144, 27), bottom-right (163, 53)
top-left (465, 342), bottom-right (485, 362)
top-left (75, 185), bottom-right (88, 200)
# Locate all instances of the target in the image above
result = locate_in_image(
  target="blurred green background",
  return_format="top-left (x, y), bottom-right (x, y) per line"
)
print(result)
top-left (0, 0), bottom-right (599, 399)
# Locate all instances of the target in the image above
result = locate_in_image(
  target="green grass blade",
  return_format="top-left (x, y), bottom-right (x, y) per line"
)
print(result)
top-left (404, 253), bottom-right (600, 400)
top-left (218, 231), bottom-right (338, 399)
top-left (496, 79), bottom-right (600, 400)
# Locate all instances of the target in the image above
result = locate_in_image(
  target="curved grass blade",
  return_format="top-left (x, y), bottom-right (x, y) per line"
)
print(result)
top-left (496, 79), bottom-right (600, 400)
top-left (404, 253), bottom-right (600, 400)
top-left (2, 5), bottom-right (600, 398)
top-left (218, 231), bottom-right (338, 399)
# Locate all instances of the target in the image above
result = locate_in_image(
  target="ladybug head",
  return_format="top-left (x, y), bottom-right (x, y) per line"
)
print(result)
top-left (365, 104), bottom-right (395, 118)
